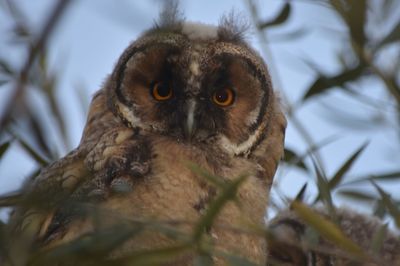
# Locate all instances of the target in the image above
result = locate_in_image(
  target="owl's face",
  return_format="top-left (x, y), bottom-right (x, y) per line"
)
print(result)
top-left (107, 20), bottom-right (277, 156)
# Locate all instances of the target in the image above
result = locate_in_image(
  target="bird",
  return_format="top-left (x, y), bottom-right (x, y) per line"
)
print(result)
top-left (266, 207), bottom-right (400, 266)
top-left (6, 6), bottom-right (287, 266)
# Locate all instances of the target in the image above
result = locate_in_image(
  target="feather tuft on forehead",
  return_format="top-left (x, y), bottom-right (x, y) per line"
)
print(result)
top-left (153, 0), bottom-right (184, 33)
top-left (218, 10), bottom-right (250, 43)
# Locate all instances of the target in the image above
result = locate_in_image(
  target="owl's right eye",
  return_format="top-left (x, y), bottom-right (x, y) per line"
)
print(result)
top-left (151, 81), bottom-right (173, 101)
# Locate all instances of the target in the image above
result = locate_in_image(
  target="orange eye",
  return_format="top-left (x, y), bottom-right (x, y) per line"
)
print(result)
top-left (151, 82), bottom-right (173, 101)
top-left (212, 88), bottom-right (235, 107)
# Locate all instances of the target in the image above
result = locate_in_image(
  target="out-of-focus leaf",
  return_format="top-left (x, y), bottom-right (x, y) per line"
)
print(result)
top-left (379, 20), bottom-right (400, 47)
top-left (312, 161), bottom-right (335, 217)
top-left (328, 142), bottom-right (368, 189)
top-left (283, 148), bottom-right (307, 171)
top-left (370, 223), bottom-right (388, 255)
top-left (258, 2), bottom-right (291, 29)
top-left (193, 174), bottom-right (247, 241)
top-left (372, 182), bottom-right (400, 228)
top-left (0, 141), bottom-right (11, 159)
top-left (0, 78), bottom-right (10, 87)
top-left (291, 201), bottom-right (364, 256)
top-left (216, 251), bottom-right (259, 266)
top-left (27, 111), bottom-right (53, 159)
top-left (187, 162), bottom-right (225, 188)
top-left (374, 199), bottom-right (387, 219)
top-left (294, 183), bottom-right (308, 202)
top-left (17, 138), bottom-right (49, 166)
top-left (117, 244), bottom-right (190, 265)
top-left (0, 59), bottom-right (15, 76)
top-left (337, 190), bottom-right (376, 203)
top-left (268, 28), bottom-right (309, 42)
top-left (303, 65), bottom-right (364, 100)
top-left (193, 254), bottom-right (213, 266)
top-left (344, 171), bottom-right (400, 186)
top-left (330, 0), bottom-right (366, 47)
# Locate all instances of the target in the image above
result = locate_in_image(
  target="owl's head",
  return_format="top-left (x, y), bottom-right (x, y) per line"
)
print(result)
top-left (106, 9), bottom-right (286, 163)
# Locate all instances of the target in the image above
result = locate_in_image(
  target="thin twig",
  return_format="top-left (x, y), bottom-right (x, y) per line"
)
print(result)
top-left (0, 0), bottom-right (73, 130)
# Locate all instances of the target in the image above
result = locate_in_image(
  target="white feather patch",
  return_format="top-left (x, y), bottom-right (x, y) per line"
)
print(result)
top-left (182, 22), bottom-right (218, 40)
top-left (219, 122), bottom-right (265, 156)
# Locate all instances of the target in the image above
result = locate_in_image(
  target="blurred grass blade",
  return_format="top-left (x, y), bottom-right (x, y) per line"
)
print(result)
top-left (329, 0), bottom-right (366, 47)
top-left (17, 138), bottom-right (49, 166)
top-left (379, 20), bottom-right (400, 47)
top-left (303, 65), bottom-right (364, 100)
top-left (294, 183), bottom-right (308, 202)
top-left (186, 161), bottom-right (225, 188)
top-left (118, 244), bottom-right (190, 266)
top-left (370, 223), bottom-right (388, 255)
top-left (291, 201), bottom-right (364, 257)
top-left (372, 182), bottom-right (400, 228)
top-left (337, 190), bottom-right (376, 203)
top-left (215, 250), bottom-right (259, 266)
top-left (258, 2), bottom-right (291, 29)
top-left (344, 171), bottom-right (400, 185)
top-left (193, 175), bottom-right (247, 241)
top-left (328, 142), bottom-right (368, 189)
top-left (0, 141), bottom-right (11, 159)
top-left (312, 160), bottom-right (335, 217)
top-left (283, 148), bottom-right (307, 171)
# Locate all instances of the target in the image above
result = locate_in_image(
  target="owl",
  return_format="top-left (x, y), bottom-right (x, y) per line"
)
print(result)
top-left (6, 7), bottom-right (286, 266)
top-left (266, 208), bottom-right (400, 266)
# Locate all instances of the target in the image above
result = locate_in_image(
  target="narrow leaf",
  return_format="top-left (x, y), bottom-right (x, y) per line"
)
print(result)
top-left (0, 141), bottom-right (11, 159)
top-left (291, 201), bottom-right (364, 256)
top-left (372, 182), bottom-right (400, 228)
top-left (370, 223), bottom-right (388, 255)
top-left (294, 183), bottom-right (308, 202)
top-left (303, 65), bottom-right (364, 100)
top-left (283, 148), bottom-right (307, 171)
top-left (18, 139), bottom-right (49, 166)
top-left (337, 190), bottom-right (376, 202)
top-left (380, 20), bottom-right (400, 47)
top-left (258, 2), bottom-right (291, 29)
top-left (329, 142), bottom-right (368, 189)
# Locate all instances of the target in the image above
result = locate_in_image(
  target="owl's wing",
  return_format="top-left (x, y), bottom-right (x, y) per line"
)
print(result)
top-left (9, 90), bottom-right (151, 245)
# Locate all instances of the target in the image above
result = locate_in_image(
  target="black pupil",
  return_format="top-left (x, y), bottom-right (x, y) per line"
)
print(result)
top-left (215, 90), bottom-right (228, 102)
top-left (156, 83), bottom-right (170, 97)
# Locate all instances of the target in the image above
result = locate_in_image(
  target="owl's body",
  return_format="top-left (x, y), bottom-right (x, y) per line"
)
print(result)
top-left (9, 10), bottom-right (286, 265)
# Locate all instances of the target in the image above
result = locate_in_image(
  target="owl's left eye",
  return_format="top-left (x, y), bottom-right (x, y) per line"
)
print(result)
top-left (212, 88), bottom-right (235, 107)
top-left (151, 82), bottom-right (173, 101)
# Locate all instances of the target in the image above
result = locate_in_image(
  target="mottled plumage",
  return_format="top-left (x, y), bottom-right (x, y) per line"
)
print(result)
top-left (9, 10), bottom-right (286, 265)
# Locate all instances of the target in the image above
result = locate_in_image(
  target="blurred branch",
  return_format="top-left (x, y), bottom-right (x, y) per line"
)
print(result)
top-left (0, 0), bottom-right (73, 130)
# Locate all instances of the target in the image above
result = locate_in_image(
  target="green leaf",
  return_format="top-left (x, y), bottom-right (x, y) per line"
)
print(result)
top-left (337, 190), bottom-right (376, 203)
top-left (0, 141), bottom-right (11, 159)
top-left (215, 250), bottom-right (259, 266)
top-left (370, 223), bottom-right (388, 255)
top-left (186, 162), bottom-right (225, 188)
top-left (372, 182), bottom-right (400, 228)
top-left (294, 183), bottom-right (308, 202)
top-left (258, 2), bottom-right (291, 29)
top-left (193, 174), bottom-right (247, 241)
top-left (344, 171), bottom-right (400, 186)
top-left (329, 0), bottom-right (367, 47)
top-left (17, 138), bottom-right (49, 166)
top-left (283, 148), bottom-right (307, 171)
top-left (303, 65), bottom-right (364, 100)
top-left (291, 201), bottom-right (364, 257)
top-left (328, 142), bottom-right (368, 189)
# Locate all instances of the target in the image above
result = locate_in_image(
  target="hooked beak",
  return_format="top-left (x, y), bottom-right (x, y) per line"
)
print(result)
top-left (183, 100), bottom-right (196, 141)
